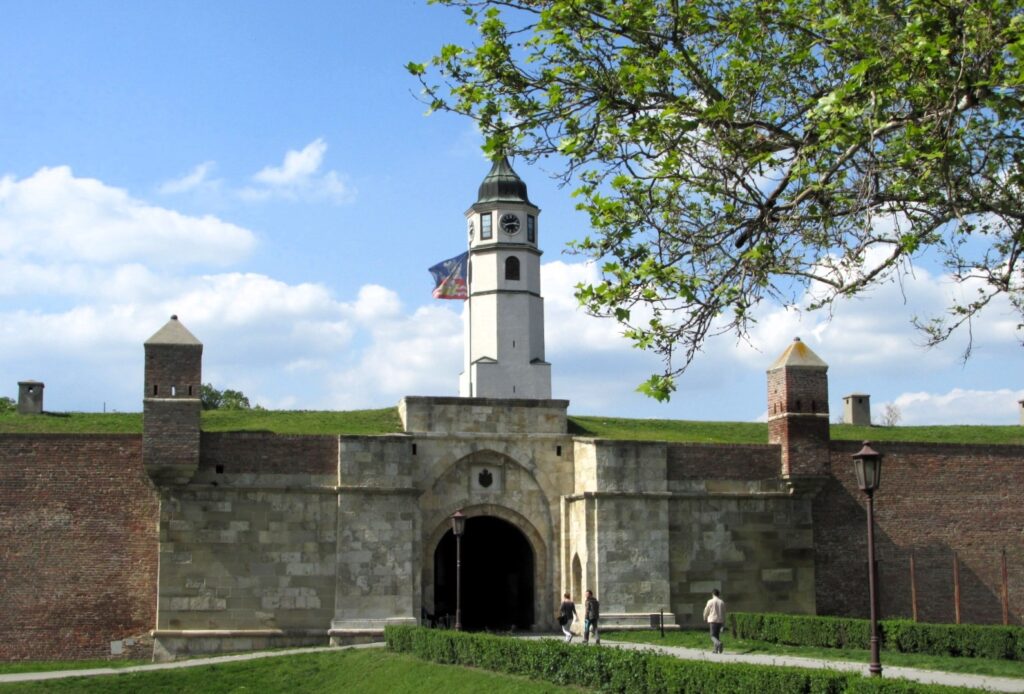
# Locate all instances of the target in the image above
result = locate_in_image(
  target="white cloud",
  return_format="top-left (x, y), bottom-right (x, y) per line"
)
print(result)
top-left (0, 166), bottom-right (255, 267)
top-left (159, 161), bottom-right (218, 194)
top-left (883, 388), bottom-right (1024, 426)
top-left (253, 139), bottom-right (327, 185)
top-left (242, 138), bottom-right (355, 204)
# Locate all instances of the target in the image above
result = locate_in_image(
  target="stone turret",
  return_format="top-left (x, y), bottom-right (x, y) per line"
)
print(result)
top-left (843, 393), bottom-right (871, 425)
top-left (143, 315), bottom-right (202, 485)
top-left (767, 338), bottom-right (830, 482)
top-left (17, 381), bottom-right (44, 415)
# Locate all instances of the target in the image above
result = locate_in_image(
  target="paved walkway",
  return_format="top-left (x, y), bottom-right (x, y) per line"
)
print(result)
top-left (598, 639), bottom-right (1024, 692)
top-left (1, 639), bottom-right (1021, 692)
top-left (0, 643), bottom-right (382, 685)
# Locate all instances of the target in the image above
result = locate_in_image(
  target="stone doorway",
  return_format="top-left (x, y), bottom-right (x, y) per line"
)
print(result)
top-left (433, 516), bottom-right (535, 630)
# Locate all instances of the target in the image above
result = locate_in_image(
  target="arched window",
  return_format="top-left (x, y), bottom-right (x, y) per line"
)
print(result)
top-left (505, 256), bottom-right (520, 281)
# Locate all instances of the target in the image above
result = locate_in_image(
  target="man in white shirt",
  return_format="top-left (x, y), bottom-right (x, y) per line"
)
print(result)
top-left (702, 588), bottom-right (726, 653)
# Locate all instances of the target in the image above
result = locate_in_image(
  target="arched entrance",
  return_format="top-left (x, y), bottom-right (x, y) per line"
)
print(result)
top-left (433, 516), bottom-right (535, 631)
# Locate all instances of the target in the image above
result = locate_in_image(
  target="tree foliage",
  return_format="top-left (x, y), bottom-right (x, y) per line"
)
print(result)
top-left (0, 396), bottom-right (15, 414)
top-left (411, 0), bottom-right (1024, 399)
top-left (200, 384), bottom-right (251, 411)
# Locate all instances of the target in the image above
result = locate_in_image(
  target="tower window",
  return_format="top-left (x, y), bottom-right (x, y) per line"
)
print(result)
top-left (171, 386), bottom-right (176, 397)
top-left (505, 256), bottom-right (520, 281)
top-left (527, 215), bottom-right (536, 243)
top-left (153, 385), bottom-right (158, 396)
top-left (481, 213), bottom-right (492, 240)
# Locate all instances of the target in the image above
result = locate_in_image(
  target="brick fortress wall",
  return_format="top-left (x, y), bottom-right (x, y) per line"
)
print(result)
top-left (815, 441), bottom-right (1024, 625)
top-left (0, 435), bottom-right (158, 660)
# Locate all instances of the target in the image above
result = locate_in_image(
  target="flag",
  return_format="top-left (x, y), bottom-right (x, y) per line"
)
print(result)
top-left (428, 252), bottom-right (469, 300)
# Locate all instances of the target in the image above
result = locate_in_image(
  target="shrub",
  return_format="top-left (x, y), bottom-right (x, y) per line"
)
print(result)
top-left (729, 612), bottom-right (1023, 661)
top-left (384, 626), bottom-right (972, 693)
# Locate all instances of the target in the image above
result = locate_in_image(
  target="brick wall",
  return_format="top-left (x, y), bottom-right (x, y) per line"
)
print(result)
top-left (667, 443), bottom-right (780, 480)
top-left (0, 434), bottom-right (158, 660)
top-left (816, 441), bottom-right (1024, 625)
top-left (200, 433), bottom-right (337, 475)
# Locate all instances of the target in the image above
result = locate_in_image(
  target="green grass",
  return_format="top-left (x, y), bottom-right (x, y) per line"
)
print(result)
top-left (0, 412), bottom-right (142, 434)
top-left (199, 407), bottom-right (403, 435)
top-left (1, 408), bottom-right (1021, 445)
top-left (0, 649), bottom-right (581, 692)
top-left (604, 629), bottom-right (1024, 680)
top-left (0, 408), bottom-right (404, 436)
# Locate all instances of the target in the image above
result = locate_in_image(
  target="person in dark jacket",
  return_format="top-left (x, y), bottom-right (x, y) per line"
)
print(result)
top-left (583, 589), bottom-right (600, 644)
top-left (558, 592), bottom-right (578, 642)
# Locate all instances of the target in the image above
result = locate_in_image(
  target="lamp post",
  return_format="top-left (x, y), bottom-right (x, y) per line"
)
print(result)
top-left (852, 441), bottom-right (883, 677)
top-left (451, 509), bottom-right (466, 631)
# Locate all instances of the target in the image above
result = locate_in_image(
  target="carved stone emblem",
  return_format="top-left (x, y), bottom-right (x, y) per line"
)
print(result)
top-left (478, 468), bottom-right (493, 488)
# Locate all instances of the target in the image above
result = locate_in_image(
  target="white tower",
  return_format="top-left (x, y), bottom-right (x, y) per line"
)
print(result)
top-left (460, 158), bottom-right (551, 399)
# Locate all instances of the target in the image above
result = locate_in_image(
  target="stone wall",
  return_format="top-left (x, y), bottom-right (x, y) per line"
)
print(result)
top-left (0, 435), bottom-right (157, 661)
top-left (400, 396), bottom-right (568, 434)
top-left (816, 441), bottom-right (1024, 625)
top-left (669, 495), bottom-right (816, 625)
top-left (153, 433), bottom-right (340, 659)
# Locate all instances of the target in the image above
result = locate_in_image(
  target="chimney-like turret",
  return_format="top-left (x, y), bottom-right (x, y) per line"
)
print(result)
top-left (767, 338), bottom-right (831, 482)
top-left (143, 315), bottom-right (202, 485)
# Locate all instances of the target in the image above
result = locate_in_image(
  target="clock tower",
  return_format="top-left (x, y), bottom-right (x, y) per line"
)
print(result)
top-left (460, 157), bottom-right (551, 398)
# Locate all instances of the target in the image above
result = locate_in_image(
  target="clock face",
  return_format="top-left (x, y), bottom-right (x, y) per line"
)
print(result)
top-left (500, 213), bottom-right (520, 234)
top-left (468, 219), bottom-right (475, 239)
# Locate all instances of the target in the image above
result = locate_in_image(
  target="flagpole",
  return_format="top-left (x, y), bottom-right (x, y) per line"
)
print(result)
top-left (467, 236), bottom-right (474, 397)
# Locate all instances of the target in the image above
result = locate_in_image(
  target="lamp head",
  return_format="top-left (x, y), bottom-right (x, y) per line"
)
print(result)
top-left (851, 441), bottom-right (882, 493)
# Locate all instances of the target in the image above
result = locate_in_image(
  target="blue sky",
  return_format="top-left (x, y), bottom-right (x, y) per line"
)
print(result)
top-left (1, 1), bottom-right (1021, 424)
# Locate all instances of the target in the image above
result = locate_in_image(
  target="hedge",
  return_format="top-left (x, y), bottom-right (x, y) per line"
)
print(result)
top-left (729, 613), bottom-right (1024, 661)
top-left (384, 626), bottom-right (975, 693)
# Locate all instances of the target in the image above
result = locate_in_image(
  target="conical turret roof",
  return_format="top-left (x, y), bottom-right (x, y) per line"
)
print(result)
top-left (476, 156), bottom-right (531, 205)
top-left (145, 315), bottom-right (202, 346)
top-left (768, 337), bottom-right (827, 370)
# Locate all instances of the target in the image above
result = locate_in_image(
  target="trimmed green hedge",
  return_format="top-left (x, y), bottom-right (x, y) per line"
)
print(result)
top-left (729, 613), bottom-right (1024, 661)
top-left (384, 626), bottom-right (973, 693)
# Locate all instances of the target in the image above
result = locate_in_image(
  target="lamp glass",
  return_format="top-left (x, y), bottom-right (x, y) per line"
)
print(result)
top-left (451, 510), bottom-right (466, 536)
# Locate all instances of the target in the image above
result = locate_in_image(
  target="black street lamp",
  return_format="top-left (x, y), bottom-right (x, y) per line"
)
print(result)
top-left (851, 441), bottom-right (883, 677)
top-left (451, 509), bottom-right (466, 631)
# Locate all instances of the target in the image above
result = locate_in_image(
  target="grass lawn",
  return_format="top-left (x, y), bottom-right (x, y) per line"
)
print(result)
top-left (0, 649), bottom-right (581, 693)
top-left (604, 630), bottom-right (1024, 680)
top-left (2, 408), bottom-right (1022, 445)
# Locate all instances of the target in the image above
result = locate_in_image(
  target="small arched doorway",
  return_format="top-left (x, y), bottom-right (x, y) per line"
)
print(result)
top-left (434, 516), bottom-right (535, 630)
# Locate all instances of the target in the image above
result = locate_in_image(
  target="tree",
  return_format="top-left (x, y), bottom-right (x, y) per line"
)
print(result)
top-left (200, 384), bottom-right (251, 411)
top-left (0, 396), bottom-right (14, 414)
top-left (411, 0), bottom-right (1024, 400)
top-left (881, 403), bottom-right (903, 427)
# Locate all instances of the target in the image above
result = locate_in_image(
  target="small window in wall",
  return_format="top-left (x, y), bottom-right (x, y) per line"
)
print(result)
top-left (481, 213), bottom-right (492, 240)
top-left (171, 385), bottom-right (176, 396)
top-left (527, 215), bottom-right (536, 243)
top-left (505, 256), bottom-right (520, 281)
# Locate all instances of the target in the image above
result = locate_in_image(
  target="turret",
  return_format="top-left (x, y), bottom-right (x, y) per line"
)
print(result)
top-left (143, 315), bottom-right (202, 485)
top-left (767, 337), bottom-right (830, 482)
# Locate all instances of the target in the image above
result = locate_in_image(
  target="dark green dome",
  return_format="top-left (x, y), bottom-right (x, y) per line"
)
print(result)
top-left (476, 156), bottom-right (531, 204)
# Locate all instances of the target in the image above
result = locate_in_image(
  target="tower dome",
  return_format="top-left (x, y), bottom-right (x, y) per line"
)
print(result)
top-left (475, 156), bottom-right (531, 205)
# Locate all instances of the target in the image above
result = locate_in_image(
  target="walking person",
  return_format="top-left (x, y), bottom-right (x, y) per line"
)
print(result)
top-left (558, 592), bottom-right (578, 642)
top-left (703, 588), bottom-right (726, 653)
top-left (583, 589), bottom-right (600, 644)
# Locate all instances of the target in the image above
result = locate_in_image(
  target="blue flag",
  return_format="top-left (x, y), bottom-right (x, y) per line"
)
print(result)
top-left (429, 252), bottom-right (469, 300)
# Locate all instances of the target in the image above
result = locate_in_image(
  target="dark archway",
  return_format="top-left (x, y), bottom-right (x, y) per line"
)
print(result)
top-left (433, 516), bottom-right (535, 631)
